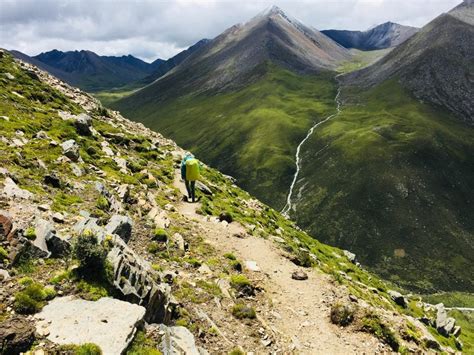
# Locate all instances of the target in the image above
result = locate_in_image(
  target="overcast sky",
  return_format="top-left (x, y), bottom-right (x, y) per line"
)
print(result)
top-left (0, 0), bottom-right (461, 63)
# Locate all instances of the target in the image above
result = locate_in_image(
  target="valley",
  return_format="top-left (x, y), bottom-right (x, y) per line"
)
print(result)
top-left (1, 1), bottom-right (473, 353)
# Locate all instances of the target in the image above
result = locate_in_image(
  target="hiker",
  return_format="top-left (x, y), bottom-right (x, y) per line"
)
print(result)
top-left (180, 152), bottom-right (200, 202)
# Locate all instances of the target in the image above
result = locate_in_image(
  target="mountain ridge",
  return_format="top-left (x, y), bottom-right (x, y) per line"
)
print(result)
top-left (322, 22), bottom-right (419, 50)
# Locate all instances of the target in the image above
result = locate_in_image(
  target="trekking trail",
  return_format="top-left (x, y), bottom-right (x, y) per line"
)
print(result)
top-left (173, 171), bottom-right (384, 354)
top-left (282, 80), bottom-right (343, 217)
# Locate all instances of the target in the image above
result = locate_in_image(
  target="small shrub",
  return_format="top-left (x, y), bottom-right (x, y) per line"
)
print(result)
top-left (96, 196), bottom-right (110, 211)
top-left (230, 274), bottom-right (251, 290)
top-left (13, 282), bottom-right (54, 314)
top-left (50, 270), bottom-right (72, 284)
top-left (127, 330), bottom-right (161, 355)
top-left (152, 228), bottom-right (168, 242)
top-left (361, 312), bottom-right (399, 351)
top-left (0, 246), bottom-right (8, 261)
top-left (24, 227), bottom-right (36, 240)
top-left (330, 302), bottom-right (354, 326)
top-left (232, 303), bottom-right (256, 319)
top-left (73, 232), bottom-right (107, 273)
top-left (228, 348), bottom-right (245, 355)
top-left (147, 242), bottom-right (163, 254)
top-left (57, 343), bottom-right (102, 355)
top-left (76, 279), bottom-right (109, 301)
top-left (230, 260), bottom-right (243, 272)
top-left (18, 276), bottom-right (33, 286)
top-left (224, 253), bottom-right (236, 260)
top-left (184, 257), bottom-right (202, 268)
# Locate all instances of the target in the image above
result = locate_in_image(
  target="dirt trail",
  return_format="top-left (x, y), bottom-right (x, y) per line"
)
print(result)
top-left (173, 171), bottom-right (384, 354)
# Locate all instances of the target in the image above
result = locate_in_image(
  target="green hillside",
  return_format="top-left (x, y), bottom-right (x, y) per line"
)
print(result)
top-left (293, 79), bottom-right (474, 292)
top-left (114, 62), bottom-right (338, 208)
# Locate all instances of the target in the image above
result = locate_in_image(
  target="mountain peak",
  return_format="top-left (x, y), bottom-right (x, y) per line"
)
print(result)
top-left (259, 5), bottom-right (285, 17)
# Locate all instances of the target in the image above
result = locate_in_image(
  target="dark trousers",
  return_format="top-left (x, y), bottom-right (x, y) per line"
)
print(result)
top-left (185, 180), bottom-right (196, 202)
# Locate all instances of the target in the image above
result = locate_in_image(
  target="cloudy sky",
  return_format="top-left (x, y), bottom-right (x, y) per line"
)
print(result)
top-left (0, 0), bottom-right (461, 62)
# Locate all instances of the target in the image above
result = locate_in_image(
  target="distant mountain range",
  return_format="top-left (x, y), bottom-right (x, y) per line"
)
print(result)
top-left (113, 2), bottom-right (474, 293)
top-left (10, 41), bottom-right (207, 92)
top-left (343, 1), bottom-right (474, 122)
top-left (322, 22), bottom-right (419, 50)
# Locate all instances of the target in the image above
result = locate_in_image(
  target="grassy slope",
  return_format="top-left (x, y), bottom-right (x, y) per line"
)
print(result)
top-left (293, 78), bottom-right (474, 292)
top-left (2, 51), bottom-right (472, 353)
top-left (114, 62), bottom-right (338, 209)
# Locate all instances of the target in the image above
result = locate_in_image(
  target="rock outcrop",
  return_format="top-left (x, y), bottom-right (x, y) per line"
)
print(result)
top-left (35, 296), bottom-right (145, 355)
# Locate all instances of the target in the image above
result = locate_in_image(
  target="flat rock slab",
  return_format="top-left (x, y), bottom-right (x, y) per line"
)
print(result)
top-left (35, 296), bottom-right (146, 355)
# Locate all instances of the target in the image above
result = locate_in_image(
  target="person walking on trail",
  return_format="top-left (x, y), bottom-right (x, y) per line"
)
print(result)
top-left (180, 152), bottom-right (201, 203)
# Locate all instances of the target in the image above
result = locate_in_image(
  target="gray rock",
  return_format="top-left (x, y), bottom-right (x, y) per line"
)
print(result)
top-left (3, 177), bottom-right (33, 199)
top-left (388, 290), bottom-right (407, 308)
top-left (71, 164), bottom-right (83, 177)
top-left (196, 181), bottom-right (212, 196)
top-left (159, 324), bottom-right (207, 355)
top-left (0, 269), bottom-right (10, 281)
top-left (342, 250), bottom-right (357, 263)
top-left (34, 296), bottom-right (145, 355)
top-left (105, 215), bottom-right (133, 243)
top-left (52, 213), bottom-right (65, 223)
top-left (435, 303), bottom-right (456, 336)
top-left (291, 270), bottom-right (309, 280)
top-left (34, 130), bottom-right (50, 139)
top-left (74, 216), bottom-right (105, 242)
top-left (61, 139), bottom-right (80, 162)
top-left (44, 173), bottom-right (61, 188)
top-left (74, 113), bottom-right (93, 136)
top-left (172, 233), bottom-right (186, 252)
top-left (0, 316), bottom-right (36, 354)
top-left (107, 236), bottom-right (175, 323)
top-left (4, 72), bottom-right (15, 80)
top-left (453, 325), bottom-right (461, 338)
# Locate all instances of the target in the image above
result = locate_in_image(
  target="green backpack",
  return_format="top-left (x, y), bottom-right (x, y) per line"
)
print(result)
top-left (185, 158), bottom-right (200, 181)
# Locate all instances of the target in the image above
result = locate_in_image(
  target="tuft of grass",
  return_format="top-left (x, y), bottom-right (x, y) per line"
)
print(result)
top-left (360, 312), bottom-right (399, 351)
top-left (126, 330), bottom-right (161, 355)
top-left (330, 302), bottom-right (354, 326)
top-left (231, 303), bottom-right (256, 319)
top-left (230, 274), bottom-right (251, 291)
top-left (24, 227), bottom-right (36, 240)
top-left (152, 228), bottom-right (168, 242)
top-left (13, 282), bottom-right (55, 314)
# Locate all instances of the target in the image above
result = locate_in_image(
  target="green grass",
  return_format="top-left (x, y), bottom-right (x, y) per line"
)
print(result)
top-left (93, 88), bottom-right (139, 107)
top-left (337, 48), bottom-right (391, 73)
top-left (421, 292), bottom-right (474, 308)
top-left (115, 62), bottom-right (338, 209)
top-left (449, 310), bottom-right (474, 354)
top-left (292, 79), bottom-right (474, 292)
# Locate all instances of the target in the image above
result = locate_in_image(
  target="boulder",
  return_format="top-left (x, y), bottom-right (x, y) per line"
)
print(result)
top-left (44, 173), bottom-right (61, 188)
top-left (196, 181), bottom-right (213, 196)
top-left (73, 113), bottom-right (93, 136)
top-left (52, 212), bottom-right (65, 223)
top-left (34, 130), bottom-right (50, 139)
top-left (435, 303), bottom-right (456, 336)
top-left (3, 177), bottom-right (33, 199)
top-left (0, 210), bottom-right (13, 240)
top-left (388, 290), bottom-right (407, 308)
top-left (105, 215), bottom-right (133, 243)
top-left (74, 216), bottom-right (105, 242)
top-left (34, 296), bottom-right (145, 355)
top-left (61, 140), bottom-right (80, 162)
top-left (0, 269), bottom-right (10, 281)
top-left (218, 212), bottom-right (233, 223)
top-left (107, 236), bottom-right (176, 323)
top-left (0, 316), bottom-right (36, 354)
top-left (291, 270), bottom-right (309, 280)
top-left (158, 324), bottom-right (208, 355)
top-left (244, 260), bottom-right (260, 272)
top-left (342, 250), bottom-right (357, 263)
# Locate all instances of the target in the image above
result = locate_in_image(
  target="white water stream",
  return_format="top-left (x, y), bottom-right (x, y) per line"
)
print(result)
top-left (282, 81), bottom-right (343, 217)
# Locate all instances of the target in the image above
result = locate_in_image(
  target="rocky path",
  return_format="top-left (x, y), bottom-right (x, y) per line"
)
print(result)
top-left (282, 79), bottom-right (343, 217)
top-left (173, 171), bottom-right (383, 354)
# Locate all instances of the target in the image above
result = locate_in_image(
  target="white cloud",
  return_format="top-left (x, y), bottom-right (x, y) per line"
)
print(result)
top-left (0, 0), bottom-right (462, 62)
